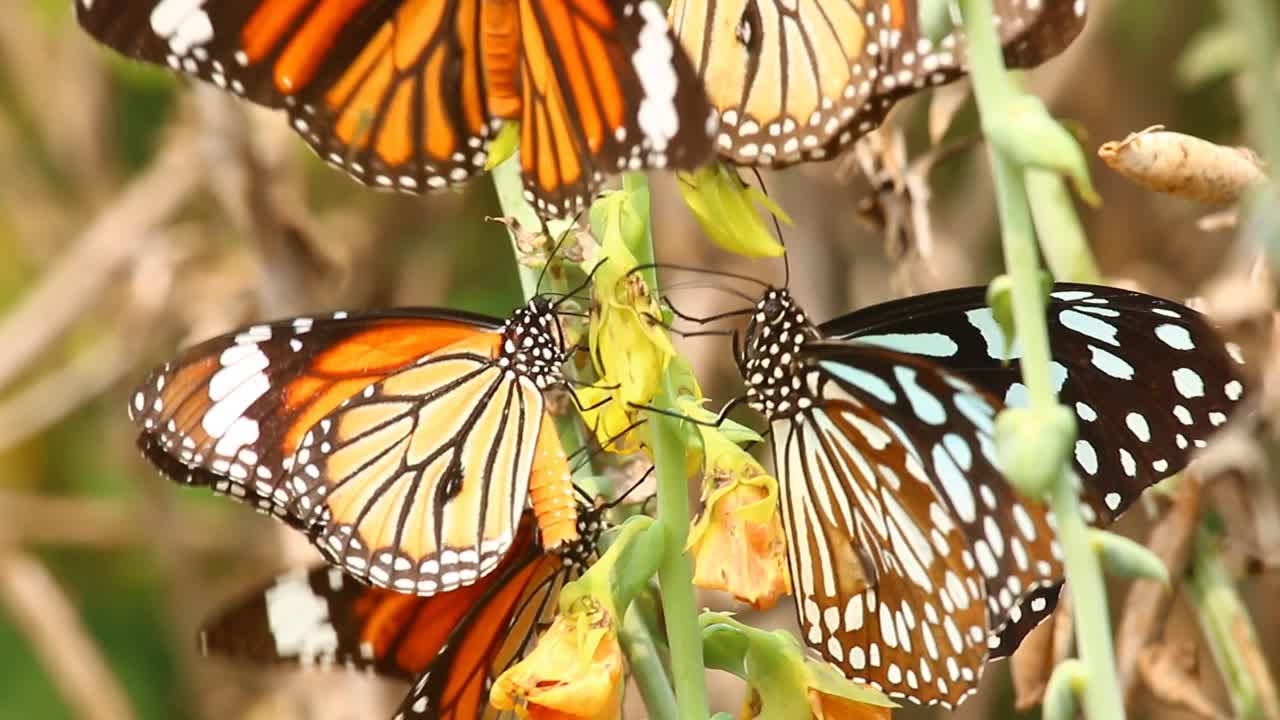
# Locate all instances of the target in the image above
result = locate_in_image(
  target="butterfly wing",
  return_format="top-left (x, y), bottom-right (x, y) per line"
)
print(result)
top-left (78, 0), bottom-right (496, 194)
top-left (77, 0), bottom-right (713, 212)
top-left (514, 0), bottom-right (715, 214)
top-left (776, 344), bottom-right (1062, 706)
top-left (201, 512), bottom-right (572, 719)
top-left (819, 283), bottom-right (1248, 658)
top-left (669, 0), bottom-right (1086, 166)
top-left (820, 283), bottom-right (1248, 524)
top-left (129, 308), bottom-right (503, 519)
top-left (285, 329), bottom-right (561, 595)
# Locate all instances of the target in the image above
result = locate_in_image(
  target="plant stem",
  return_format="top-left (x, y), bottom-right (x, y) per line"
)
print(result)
top-left (493, 154), bottom-right (593, 461)
top-left (1187, 525), bottom-right (1280, 720)
top-left (622, 171), bottom-right (710, 720)
top-left (1218, 0), bottom-right (1280, 296)
top-left (622, 595), bottom-right (680, 719)
top-left (1219, 0), bottom-right (1280, 165)
top-left (1025, 170), bottom-right (1101, 284)
top-left (959, 2), bottom-right (1125, 719)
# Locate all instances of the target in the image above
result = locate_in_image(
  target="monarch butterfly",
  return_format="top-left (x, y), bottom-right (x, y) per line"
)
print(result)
top-left (76, 0), bottom-right (716, 215)
top-left (201, 506), bottom-right (602, 719)
top-left (728, 283), bottom-right (1245, 706)
top-left (668, 0), bottom-right (1087, 165)
top-left (128, 298), bottom-right (585, 597)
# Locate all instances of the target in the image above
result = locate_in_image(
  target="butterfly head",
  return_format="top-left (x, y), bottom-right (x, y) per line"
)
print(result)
top-left (741, 288), bottom-right (819, 417)
top-left (503, 298), bottom-right (567, 389)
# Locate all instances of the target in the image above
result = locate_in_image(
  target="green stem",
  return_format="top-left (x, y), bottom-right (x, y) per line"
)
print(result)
top-left (1025, 170), bottom-right (1101, 284)
top-left (493, 153), bottom-right (592, 462)
top-left (959, 2), bottom-right (1124, 719)
top-left (1218, 0), bottom-right (1280, 300)
top-left (622, 597), bottom-right (680, 720)
top-left (624, 171), bottom-right (709, 720)
top-left (1219, 0), bottom-right (1280, 165)
top-left (1187, 525), bottom-right (1279, 720)
top-left (493, 159), bottom-right (686, 716)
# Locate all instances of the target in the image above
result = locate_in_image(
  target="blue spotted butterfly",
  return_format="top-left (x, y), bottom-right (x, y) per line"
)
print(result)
top-left (731, 282), bottom-right (1245, 707)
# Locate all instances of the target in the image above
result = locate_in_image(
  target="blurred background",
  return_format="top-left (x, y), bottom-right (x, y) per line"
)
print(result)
top-left (0, 0), bottom-right (1275, 718)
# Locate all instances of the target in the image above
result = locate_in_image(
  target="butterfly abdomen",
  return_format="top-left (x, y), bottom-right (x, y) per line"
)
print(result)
top-left (528, 416), bottom-right (579, 550)
top-left (481, 0), bottom-right (523, 118)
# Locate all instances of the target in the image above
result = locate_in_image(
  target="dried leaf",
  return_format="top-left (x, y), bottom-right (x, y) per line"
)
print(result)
top-left (1139, 642), bottom-right (1230, 720)
top-left (928, 82), bottom-right (972, 145)
top-left (1011, 590), bottom-right (1075, 710)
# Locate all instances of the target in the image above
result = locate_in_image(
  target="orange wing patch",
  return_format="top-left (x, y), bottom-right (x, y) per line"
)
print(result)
top-left (354, 516), bottom-right (545, 676)
top-left (282, 320), bottom-right (498, 457)
top-left (287, 338), bottom-right (540, 596)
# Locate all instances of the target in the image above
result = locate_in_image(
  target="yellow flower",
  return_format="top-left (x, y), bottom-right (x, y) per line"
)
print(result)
top-left (490, 599), bottom-right (624, 720)
top-left (688, 431), bottom-right (789, 610)
top-left (580, 192), bottom-right (675, 452)
top-left (677, 163), bottom-right (791, 258)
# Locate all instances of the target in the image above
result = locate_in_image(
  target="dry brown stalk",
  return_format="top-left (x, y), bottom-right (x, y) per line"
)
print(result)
top-left (0, 548), bottom-right (136, 720)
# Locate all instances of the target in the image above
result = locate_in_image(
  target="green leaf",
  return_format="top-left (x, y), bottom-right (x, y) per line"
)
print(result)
top-left (1176, 24), bottom-right (1248, 89)
top-left (677, 164), bottom-right (788, 258)
top-left (983, 95), bottom-right (1100, 206)
top-left (1091, 529), bottom-right (1170, 584)
top-left (1043, 659), bottom-right (1086, 720)
top-left (701, 621), bottom-right (751, 677)
top-left (804, 659), bottom-right (898, 708)
top-left (485, 121), bottom-right (521, 170)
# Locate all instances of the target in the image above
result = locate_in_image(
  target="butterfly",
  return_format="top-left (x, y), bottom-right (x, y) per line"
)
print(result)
top-left (732, 282), bottom-right (1246, 707)
top-left (128, 298), bottom-right (586, 597)
top-left (76, 0), bottom-right (716, 216)
top-left (201, 506), bottom-right (602, 719)
top-left (667, 0), bottom-right (1087, 165)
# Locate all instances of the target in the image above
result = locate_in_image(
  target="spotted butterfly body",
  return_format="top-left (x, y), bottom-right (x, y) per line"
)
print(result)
top-left (128, 299), bottom-right (582, 598)
top-left (738, 283), bottom-right (1246, 706)
top-left (669, 0), bottom-right (1088, 165)
top-left (77, 0), bottom-right (716, 215)
top-left (202, 508), bottom-right (603, 719)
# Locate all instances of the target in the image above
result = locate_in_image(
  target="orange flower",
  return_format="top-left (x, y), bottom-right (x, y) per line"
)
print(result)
top-left (741, 687), bottom-right (891, 720)
top-left (490, 599), bottom-right (624, 720)
top-left (806, 688), bottom-right (893, 720)
top-left (688, 431), bottom-right (789, 610)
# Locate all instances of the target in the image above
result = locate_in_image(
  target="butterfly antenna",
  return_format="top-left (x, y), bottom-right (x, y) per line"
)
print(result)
top-left (663, 279), bottom-right (759, 304)
top-left (567, 418), bottom-right (650, 472)
top-left (662, 294), bottom-right (755, 326)
top-left (552, 257), bottom-right (608, 312)
top-left (628, 395), bottom-right (751, 429)
top-left (629, 262), bottom-right (772, 289)
top-left (535, 209), bottom-right (588, 297)
top-left (749, 167), bottom-right (789, 289)
top-left (603, 465), bottom-right (656, 510)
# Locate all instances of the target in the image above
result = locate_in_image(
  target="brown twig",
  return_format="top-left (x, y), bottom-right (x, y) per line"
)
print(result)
top-left (192, 88), bottom-right (331, 316)
top-left (0, 127), bottom-right (204, 394)
top-left (0, 491), bottom-right (281, 558)
top-left (0, 548), bottom-right (136, 720)
top-left (1116, 474), bottom-right (1205, 705)
top-left (0, 307), bottom-right (157, 453)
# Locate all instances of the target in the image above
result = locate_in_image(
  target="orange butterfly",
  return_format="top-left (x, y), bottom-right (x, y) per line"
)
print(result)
top-left (129, 300), bottom-right (583, 597)
top-left (77, 0), bottom-right (716, 215)
top-left (202, 509), bottom-right (602, 719)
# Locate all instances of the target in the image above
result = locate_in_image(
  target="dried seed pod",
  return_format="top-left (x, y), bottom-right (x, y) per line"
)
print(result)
top-left (1098, 125), bottom-right (1267, 206)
